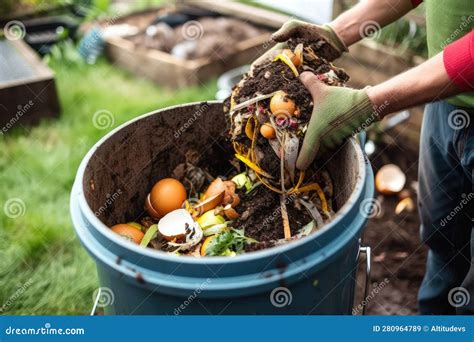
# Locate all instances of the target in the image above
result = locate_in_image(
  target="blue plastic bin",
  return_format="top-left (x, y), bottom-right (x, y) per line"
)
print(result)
top-left (70, 102), bottom-right (374, 315)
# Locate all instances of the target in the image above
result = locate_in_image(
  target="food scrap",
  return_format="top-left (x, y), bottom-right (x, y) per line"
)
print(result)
top-left (375, 164), bottom-right (406, 195)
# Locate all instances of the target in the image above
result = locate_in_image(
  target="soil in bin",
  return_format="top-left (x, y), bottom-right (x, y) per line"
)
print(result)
top-left (354, 141), bottom-right (427, 315)
top-left (234, 185), bottom-right (313, 245)
top-left (138, 144), bottom-right (313, 249)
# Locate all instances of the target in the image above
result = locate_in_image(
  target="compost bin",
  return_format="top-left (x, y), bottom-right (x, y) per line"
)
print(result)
top-left (70, 101), bottom-right (374, 315)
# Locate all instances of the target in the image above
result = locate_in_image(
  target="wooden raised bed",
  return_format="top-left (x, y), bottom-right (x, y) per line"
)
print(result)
top-left (104, 1), bottom-right (290, 88)
top-left (0, 39), bottom-right (60, 133)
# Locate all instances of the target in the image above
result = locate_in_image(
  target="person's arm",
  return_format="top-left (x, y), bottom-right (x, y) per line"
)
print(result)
top-left (271, 0), bottom-right (416, 55)
top-left (368, 30), bottom-right (474, 117)
top-left (296, 30), bottom-right (474, 170)
top-left (329, 0), bottom-right (416, 46)
top-left (253, 0), bottom-right (417, 69)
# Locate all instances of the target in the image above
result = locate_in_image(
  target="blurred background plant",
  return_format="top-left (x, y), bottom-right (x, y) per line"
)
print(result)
top-left (374, 17), bottom-right (428, 58)
top-left (342, 0), bottom-right (427, 58)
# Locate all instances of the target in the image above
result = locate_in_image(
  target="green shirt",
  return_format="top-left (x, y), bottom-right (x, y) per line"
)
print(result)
top-left (424, 0), bottom-right (474, 107)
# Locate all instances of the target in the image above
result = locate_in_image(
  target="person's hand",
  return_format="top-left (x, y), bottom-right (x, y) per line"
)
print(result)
top-left (250, 19), bottom-right (347, 74)
top-left (296, 72), bottom-right (378, 170)
top-left (272, 19), bottom-right (348, 61)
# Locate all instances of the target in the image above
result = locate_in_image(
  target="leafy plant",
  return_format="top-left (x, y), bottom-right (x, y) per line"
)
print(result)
top-left (375, 19), bottom-right (428, 58)
top-left (43, 39), bottom-right (84, 66)
top-left (205, 229), bottom-right (257, 256)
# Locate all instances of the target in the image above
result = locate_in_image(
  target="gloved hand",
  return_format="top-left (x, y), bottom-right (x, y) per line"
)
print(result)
top-left (272, 19), bottom-right (348, 61)
top-left (250, 19), bottom-right (346, 74)
top-left (296, 72), bottom-right (378, 170)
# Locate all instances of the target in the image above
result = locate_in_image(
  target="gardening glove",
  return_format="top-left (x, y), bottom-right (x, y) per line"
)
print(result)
top-left (296, 72), bottom-right (378, 170)
top-left (272, 19), bottom-right (347, 61)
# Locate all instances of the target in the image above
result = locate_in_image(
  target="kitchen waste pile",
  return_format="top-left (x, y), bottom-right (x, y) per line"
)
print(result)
top-left (111, 38), bottom-right (350, 256)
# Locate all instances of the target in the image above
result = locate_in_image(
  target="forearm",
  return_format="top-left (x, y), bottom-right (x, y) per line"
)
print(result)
top-left (367, 30), bottom-right (474, 116)
top-left (366, 52), bottom-right (460, 118)
top-left (329, 0), bottom-right (414, 46)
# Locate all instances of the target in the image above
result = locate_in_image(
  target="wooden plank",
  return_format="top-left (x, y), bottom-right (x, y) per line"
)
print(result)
top-left (0, 39), bottom-right (54, 89)
top-left (184, 0), bottom-right (290, 28)
top-left (0, 40), bottom-right (60, 132)
top-left (104, 3), bottom-right (275, 88)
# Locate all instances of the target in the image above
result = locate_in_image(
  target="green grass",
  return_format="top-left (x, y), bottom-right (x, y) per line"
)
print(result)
top-left (0, 57), bottom-right (217, 315)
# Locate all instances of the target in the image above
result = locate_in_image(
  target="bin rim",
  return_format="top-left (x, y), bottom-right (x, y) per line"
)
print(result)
top-left (73, 101), bottom-right (368, 265)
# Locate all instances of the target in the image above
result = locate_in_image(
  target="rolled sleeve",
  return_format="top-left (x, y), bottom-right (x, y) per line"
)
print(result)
top-left (443, 30), bottom-right (474, 91)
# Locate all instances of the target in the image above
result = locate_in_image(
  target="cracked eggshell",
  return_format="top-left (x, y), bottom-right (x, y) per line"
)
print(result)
top-left (158, 209), bottom-right (194, 241)
top-left (204, 178), bottom-right (226, 199)
top-left (375, 164), bottom-right (406, 195)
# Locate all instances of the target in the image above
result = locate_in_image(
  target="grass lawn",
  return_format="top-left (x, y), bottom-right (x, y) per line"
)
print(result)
top-left (0, 57), bottom-right (217, 315)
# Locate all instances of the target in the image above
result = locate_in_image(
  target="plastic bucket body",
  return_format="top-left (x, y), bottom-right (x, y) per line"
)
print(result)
top-left (70, 102), bottom-right (374, 315)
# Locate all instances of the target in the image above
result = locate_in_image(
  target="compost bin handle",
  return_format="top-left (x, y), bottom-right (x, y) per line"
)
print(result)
top-left (359, 244), bottom-right (372, 315)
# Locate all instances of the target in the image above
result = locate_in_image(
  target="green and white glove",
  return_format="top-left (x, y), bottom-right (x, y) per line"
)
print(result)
top-left (272, 19), bottom-right (348, 61)
top-left (251, 19), bottom-right (347, 73)
top-left (296, 72), bottom-right (378, 170)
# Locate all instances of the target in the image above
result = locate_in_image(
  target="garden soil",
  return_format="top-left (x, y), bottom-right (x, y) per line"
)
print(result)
top-left (355, 141), bottom-right (426, 315)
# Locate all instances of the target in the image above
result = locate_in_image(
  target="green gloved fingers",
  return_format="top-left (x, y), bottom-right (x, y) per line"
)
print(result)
top-left (271, 19), bottom-right (348, 61)
top-left (296, 72), bottom-right (377, 170)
